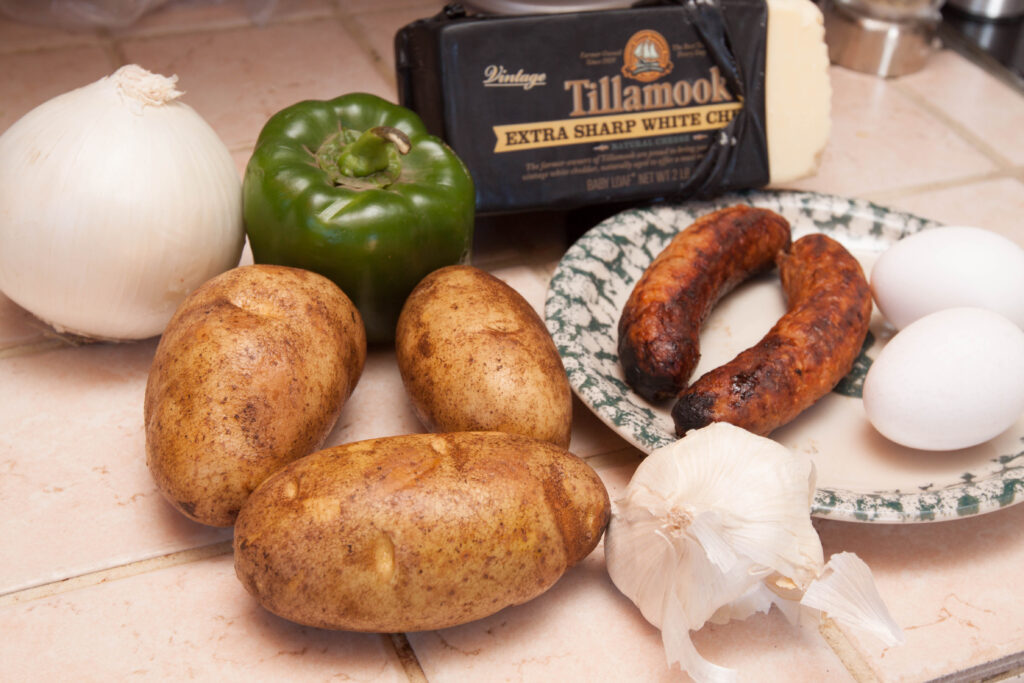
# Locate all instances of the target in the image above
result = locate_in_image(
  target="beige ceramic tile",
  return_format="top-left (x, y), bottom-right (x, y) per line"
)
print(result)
top-left (239, 238), bottom-right (255, 267)
top-left (0, 45), bottom-right (114, 133)
top-left (488, 263), bottom-right (555, 316)
top-left (230, 145), bottom-right (254, 177)
top-left (0, 552), bottom-right (409, 682)
top-left (817, 502), bottom-right (1024, 681)
top-left (120, 19), bottom-right (395, 150)
top-left (409, 455), bottom-right (855, 682)
top-left (568, 400), bottom-right (637, 458)
top-left (0, 341), bottom-right (230, 595)
top-left (776, 66), bottom-right (997, 198)
top-left (346, 0), bottom-right (447, 13)
top-left (0, 294), bottom-right (59, 349)
top-left (322, 348), bottom-right (425, 447)
top-left (0, 0), bottom-right (170, 31)
top-left (114, 0), bottom-right (334, 36)
top-left (0, 13), bottom-right (101, 53)
top-left (410, 560), bottom-right (854, 682)
top-left (879, 177), bottom-right (1024, 247)
top-left (346, 0), bottom-right (444, 79)
top-left (898, 49), bottom-right (1024, 167)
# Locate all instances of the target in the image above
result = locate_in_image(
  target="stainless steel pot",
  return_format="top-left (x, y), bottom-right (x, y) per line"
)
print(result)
top-left (946, 0), bottom-right (1024, 18)
top-left (824, 0), bottom-right (942, 77)
top-left (463, 0), bottom-right (632, 13)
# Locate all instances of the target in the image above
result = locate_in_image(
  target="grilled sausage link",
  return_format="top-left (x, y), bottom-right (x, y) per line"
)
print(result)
top-left (618, 205), bottom-right (792, 402)
top-left (671, 233), bottom-right (873, 436)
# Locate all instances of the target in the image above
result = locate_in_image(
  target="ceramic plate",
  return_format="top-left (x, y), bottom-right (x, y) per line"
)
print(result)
top-left (544, 190), bottom-right (1024, 523)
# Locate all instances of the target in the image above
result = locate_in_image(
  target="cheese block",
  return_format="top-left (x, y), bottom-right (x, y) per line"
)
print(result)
top-left (766, 0), bottom-right (831, 183)
top-left (396, 0), bottom-right (831, 214)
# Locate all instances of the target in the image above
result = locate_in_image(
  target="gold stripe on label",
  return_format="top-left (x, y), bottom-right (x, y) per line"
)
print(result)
top-left (492, 102), bottom-right (743, 153)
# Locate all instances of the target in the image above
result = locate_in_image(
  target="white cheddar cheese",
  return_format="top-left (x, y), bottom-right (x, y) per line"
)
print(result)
top-left (766, 0), bottom-right (832, 183)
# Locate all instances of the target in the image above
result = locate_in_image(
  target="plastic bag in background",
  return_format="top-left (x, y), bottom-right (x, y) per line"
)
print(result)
top-left (0, 0), bottom-right (279, 30)
top-left (0, 0), bottom-right (172, 29)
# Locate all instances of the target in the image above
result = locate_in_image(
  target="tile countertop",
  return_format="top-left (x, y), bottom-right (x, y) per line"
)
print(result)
top-left (1, 1), bottom-right (1023, 681)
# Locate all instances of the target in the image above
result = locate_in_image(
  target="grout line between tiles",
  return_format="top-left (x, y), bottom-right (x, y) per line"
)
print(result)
top-left (818, 616), bottom-right (882, 683)
top-left (926, 650), bottom-right (1024, 682)
top-left (860, 167), bottom-right (1024, 205)
top-left (0, 540), bottom-right (232, 608)
top-left (109, 21), bottom-right (252, 53)
top-left (891, 78), bottom-right (1016, 172)
top-left (0, 535), bottom-right (436, 682)
top-left (0, 337), bottom-right (76, 359)
top-left (388, 633), bottom-right (431, 683)
top-left (110, 9), bottom-right (338, 41)
top-left (0, 34), bottom-right (103, 56)
top-left (0, 9), bottom-right (341, 54)
top-left (332, 0), bottom-right (399, 93)
top-left (582, 444), bottom-right (645, 470)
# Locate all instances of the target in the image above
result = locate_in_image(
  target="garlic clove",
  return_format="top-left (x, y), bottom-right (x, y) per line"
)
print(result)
top-left (801, 552), bottom-right (905, 647)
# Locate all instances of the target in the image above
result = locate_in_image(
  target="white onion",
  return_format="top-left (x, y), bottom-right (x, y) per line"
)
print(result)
top-left (0, 64), bottom-right (244, 340)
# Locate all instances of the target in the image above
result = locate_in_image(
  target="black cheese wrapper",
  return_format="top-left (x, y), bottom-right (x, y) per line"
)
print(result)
top-left (395, 0), bottom-right (769, 215)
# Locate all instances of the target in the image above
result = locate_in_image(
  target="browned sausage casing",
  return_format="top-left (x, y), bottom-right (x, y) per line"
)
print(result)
top-left (671, 233), bottom-right (873, 436)
top-left (618, 205), bottom-right (792, 402)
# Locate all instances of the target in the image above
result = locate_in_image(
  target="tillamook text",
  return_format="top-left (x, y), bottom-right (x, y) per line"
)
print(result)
top-left (565, 67), bottom-right (732, 116)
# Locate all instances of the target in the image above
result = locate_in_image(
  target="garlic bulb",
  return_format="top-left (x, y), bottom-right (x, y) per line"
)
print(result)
top-left (0, 64), bottom-right (244, 341)
top-left (605, 423), bottom-right (903, 682)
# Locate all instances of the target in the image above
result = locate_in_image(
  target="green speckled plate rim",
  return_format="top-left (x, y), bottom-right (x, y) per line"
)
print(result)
top-left (543, 189), bottom-right (1024, 524)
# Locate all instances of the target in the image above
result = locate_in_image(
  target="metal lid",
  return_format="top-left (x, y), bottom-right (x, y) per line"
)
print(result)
top-left (463, 0), bottom-right (634, 14)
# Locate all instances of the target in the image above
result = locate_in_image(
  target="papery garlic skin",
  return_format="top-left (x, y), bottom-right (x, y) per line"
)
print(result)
top-left (0, 65), bottom-right (244, 340)
top-left (802, 552), bottom-right (905, 647)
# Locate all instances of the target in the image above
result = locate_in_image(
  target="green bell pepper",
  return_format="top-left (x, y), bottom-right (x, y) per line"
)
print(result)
top-left (242, 93), bottom-right (475, 344)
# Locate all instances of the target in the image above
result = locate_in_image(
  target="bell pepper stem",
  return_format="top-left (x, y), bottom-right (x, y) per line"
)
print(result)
top-left (338, 126), bottom-right (411, 177)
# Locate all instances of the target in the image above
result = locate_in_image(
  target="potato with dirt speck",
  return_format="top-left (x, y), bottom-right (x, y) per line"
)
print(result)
top-left (144, 264), bottom-right (366, 527)
top-left (396, 265), bottom-right (572, 448)
top-left (233, 431), bottom-right (610, 632)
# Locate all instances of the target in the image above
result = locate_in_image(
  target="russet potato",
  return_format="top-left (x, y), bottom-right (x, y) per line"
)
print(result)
top-left (396, 265), bottom-right (573, 448)
top-left (233, 431), bottom-right (610, 632)
top-left (144, 264), bottom-right (366, 527)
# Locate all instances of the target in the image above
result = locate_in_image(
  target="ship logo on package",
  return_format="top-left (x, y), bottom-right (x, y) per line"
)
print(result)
top-left (622, 30), bottom-right (673, 82)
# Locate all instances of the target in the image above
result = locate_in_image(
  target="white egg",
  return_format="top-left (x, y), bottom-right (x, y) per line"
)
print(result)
top-left (870, 226), bottom-right (1024, 330)
top-left (862, 307), bottom-right (1024, 451)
